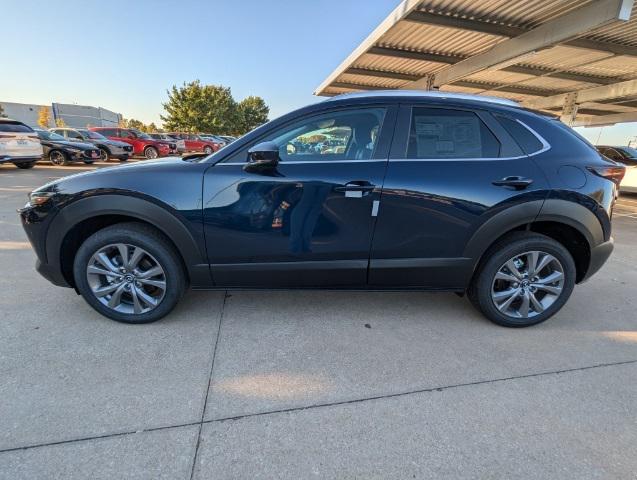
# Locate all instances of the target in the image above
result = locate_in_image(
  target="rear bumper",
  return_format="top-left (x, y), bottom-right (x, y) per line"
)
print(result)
top-left (581, 237), bottom-right (614, 282)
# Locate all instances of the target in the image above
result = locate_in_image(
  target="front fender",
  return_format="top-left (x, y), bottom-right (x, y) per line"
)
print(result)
top-left (46, 194), bottom-right (211, 287)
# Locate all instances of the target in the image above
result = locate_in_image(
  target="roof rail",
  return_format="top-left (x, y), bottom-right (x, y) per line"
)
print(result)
top-left (325, 89), bottom-right (520, 107)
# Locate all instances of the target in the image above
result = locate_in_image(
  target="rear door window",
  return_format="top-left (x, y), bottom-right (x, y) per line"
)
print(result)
top-left (407, 108), bottom-right (500, 159)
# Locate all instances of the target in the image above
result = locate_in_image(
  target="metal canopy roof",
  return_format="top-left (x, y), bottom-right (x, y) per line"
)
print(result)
top-left (315, 0), bottom-right (637, 127)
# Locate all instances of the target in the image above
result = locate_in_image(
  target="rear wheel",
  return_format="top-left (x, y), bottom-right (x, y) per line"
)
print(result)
top-left (144, 146), bottom-right (158, 160)
top-left (73, 222), bottom-right (186, 323)
top-left (49, 150), bottom-right (68, 166)
top-left (468, 232), bottom-right (576, 327)
top-left (14, 161), bottom-right (36, 169)
top-left (204, 145), bottom-right (213, 154)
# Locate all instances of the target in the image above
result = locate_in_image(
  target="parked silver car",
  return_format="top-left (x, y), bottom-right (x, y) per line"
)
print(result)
top-left (149, 133), bottom-right (187, 154)
top-left (50, 128), bottom-right (133, 161)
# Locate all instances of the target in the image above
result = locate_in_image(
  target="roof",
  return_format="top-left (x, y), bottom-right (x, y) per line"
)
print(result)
top-left (324, 90), bottom-right (519, 106)
top-left (316, 0), bottom-right (637, 127)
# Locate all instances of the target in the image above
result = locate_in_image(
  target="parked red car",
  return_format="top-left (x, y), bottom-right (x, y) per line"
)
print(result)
top-left (169, 133), bottom-right (219, 154)
top-left (90, 127), bottom-right (177, 159)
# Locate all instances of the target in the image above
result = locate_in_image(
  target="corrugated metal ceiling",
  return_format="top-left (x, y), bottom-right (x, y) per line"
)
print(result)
top-left (317, 0), bottom-right (637, 121)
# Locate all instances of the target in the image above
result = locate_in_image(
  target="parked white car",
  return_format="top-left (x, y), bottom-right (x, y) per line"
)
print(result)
top-left (596, 145), bottom-right (637, 194)
top-left (0, 119), bottom-right (43, 169)
top-left (621, 165), bottom-right (637, 193)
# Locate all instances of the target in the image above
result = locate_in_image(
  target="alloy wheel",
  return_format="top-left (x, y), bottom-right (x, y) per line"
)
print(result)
top-left (491, 250), bottom-right (565, 319)
top-left (145, 147), bottom-right (158, 159)
top-left (50, 151), bottom-right (66, 165)
top-left (86, 243), bottom-right (167, 314)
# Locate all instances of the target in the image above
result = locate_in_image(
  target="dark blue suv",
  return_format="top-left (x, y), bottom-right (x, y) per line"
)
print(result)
top-left (19, 91), bottom-right (623, 327)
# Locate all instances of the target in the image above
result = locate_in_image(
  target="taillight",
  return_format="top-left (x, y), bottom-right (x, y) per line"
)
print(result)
top-left (587, 165), bottom-right (626, 185)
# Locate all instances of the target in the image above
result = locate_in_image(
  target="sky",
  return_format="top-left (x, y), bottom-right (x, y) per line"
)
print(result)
top-left (2, 0), bottom-right (635, 145)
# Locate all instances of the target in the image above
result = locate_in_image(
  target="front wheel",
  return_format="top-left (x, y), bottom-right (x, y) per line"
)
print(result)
top-left (98, 148), bottom-right (110, 162)
top-left (49, 150), bottom-right (68, 166)
top-left (144, 146), bottom-right (159, 160)
top-left (468, 232), bottom-right (576, 327)
top-left (204, 146), bottom-right (213, 154)
top-left (73, 222), bottom-right (186, 323)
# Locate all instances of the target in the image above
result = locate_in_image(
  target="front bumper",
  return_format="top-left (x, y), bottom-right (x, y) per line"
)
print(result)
top-left (19, 203), bottom-right (71, 288)
top-left (110, 146), bottom-right (133, 158)
top-left (35, 258), bottom-right (70, 287)
top-left (1, 155), bottom-right (41, 164)
top-left (581, 237), bottom-right (614, 282)
top-left (69, 150), bottom-right (100, 163)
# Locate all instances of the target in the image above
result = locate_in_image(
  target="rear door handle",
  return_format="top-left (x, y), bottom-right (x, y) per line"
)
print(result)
top-left (334, 181), bottom-right (375, 198)
top-left (492, 176), bottom-right (534, 190)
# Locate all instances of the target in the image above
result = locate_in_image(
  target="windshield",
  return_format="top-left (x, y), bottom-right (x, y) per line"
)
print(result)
top-left (80, 129), bottom-right (106, 140)
top-left (37, 130), bottom-right (66, 141)
top-left (617, 146), bottom-right (637, 158)
top-left (132, 129), bottom-right (151, 140)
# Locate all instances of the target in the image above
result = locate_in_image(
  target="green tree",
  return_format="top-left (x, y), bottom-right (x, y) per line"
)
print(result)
top-left (236, 96), bottom-right (269, 135)
top-left (0, 104), bottom-right (6, 118)
top-left (161, 80), bottom-right (267, 135)
top-left (37, 106), bottom-right (52, 128)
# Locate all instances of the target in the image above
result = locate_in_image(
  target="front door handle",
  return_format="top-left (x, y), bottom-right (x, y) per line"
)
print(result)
top-left (492, 176), bottom-right (534, 190)
top-left (334, 181), bottom-right (375, 198)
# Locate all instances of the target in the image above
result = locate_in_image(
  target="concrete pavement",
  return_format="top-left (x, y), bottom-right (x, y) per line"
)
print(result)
top-left (1, 163), bottom-right (636, 479)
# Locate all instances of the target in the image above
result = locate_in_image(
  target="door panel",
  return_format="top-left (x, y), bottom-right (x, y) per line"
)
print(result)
top-left (369, 105), bottom-right (549, 288)
top-left (203, 105), bottom-right (397, 288)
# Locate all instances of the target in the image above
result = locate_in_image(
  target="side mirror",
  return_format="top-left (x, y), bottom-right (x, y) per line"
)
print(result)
top-left (245, 141), bottom-right (280, 171)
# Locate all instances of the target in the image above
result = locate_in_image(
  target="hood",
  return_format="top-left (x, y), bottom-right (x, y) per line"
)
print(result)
top-left (43, 139), bottom-right (96, 150)
top-left (33, 157), bottom-right (187, 192)
top-left (101, 138), bottom-right (131, 148)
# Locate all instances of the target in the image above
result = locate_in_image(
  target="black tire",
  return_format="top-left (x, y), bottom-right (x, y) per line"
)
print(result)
top-left (144, 146), bottom-right (158, 160)
top-left (49, 150), bottom-right (68, 166)
top-left (468, 232), bottom-right (576, 328)
top-left (73, 222), bottom-right (187, 324)
top-left (14, 161), bottom-right (36, 169)
top-left (98, 147), bottom-right (110, 162)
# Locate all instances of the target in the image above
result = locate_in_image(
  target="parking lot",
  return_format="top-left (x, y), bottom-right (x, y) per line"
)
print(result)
top-left (1, 162), bottom-right (636, 479)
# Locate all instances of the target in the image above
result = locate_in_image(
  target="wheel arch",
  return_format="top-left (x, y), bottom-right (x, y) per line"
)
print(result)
top-left (47, 194), bottom-right (211, 288)
top-left (464, 199), bottom-right (601, 284)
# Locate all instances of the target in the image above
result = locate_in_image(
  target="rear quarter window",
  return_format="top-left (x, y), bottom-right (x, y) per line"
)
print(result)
top-left (495, 115), bottom-right (544, 155)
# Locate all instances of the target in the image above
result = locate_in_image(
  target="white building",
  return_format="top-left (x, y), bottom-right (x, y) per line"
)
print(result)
top-left (0, 101), bottom-right (122, 128)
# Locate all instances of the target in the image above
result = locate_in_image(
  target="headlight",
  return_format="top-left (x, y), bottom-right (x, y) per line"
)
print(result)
top-left (28, 191), bottom-right (56, 206)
